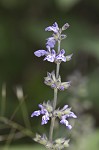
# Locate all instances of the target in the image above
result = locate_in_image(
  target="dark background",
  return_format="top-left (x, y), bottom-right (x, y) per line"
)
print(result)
top-left (0, 0), bottom-right (99, 150)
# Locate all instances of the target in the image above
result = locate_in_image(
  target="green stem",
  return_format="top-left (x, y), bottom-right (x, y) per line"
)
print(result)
top-left (58, 40), bottom-right (60, 53)
top-left (20, 98), bottom-right (31, 129)
top-left (56, 63), bottom-right (60, 79)
top-left (49, 40), bottom-right (61, 142)
top-left (1, 83), bottom-right (6, 116)
top-left (4, 128), bottom-right (16, 150)
top-left (0, 117), bottom-right (34, 138)
top-left (49, 117), bottom-right (55, 142)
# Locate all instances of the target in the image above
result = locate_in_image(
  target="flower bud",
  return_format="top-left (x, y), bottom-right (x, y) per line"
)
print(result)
top-left (62, 23), bottom-right (70, 31)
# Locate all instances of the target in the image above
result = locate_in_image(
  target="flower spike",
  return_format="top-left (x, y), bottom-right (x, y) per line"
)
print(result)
top-left (32, 22), bottom-right (77, 149)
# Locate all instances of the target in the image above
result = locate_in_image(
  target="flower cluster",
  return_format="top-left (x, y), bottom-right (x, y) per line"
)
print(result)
top-left (45, 22), bottom-right (69, 48)
top-left (31, 102), bottom-right (77, 130)
top-left (34, 46), bottom-right (73, 63)
top-left (31, 102), bottom-right (52, 125)
top-left (34, 22), bottom-right (72, 63)
top-left (31, 22), bottom-right (77, 150)
top-left (44, 71), bottom-right (71, 91)
top-left (34, 133), bottom-right (69, 150)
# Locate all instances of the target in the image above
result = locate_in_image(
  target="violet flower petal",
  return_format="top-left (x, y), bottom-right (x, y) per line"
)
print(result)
top-left (69, 112), bottom-right (77, 118)
top-left (34, 50), bottom-right (47, 57)
top-left (31, 110), bottom-right (41, 117)
top-left (41, 113), bottom-right (50, 125)
top-left (44, 49), bottom-right (56, 62)
top-left (60, 117), bottom-right (72, 130)
top-left (45, 22), bottom-right (59, 33)
top-left (38, 104), bottom-right (47, 114)
top-left (46, 37), bottom-right (56, 48)
top-left (62, 105), bottom-right (69, 110)
top-left (56, 49), bottom-right (66, 62)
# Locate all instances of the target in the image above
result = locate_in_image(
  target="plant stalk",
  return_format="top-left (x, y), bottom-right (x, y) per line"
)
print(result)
top-left (49, 40), bottom-right (61, 142)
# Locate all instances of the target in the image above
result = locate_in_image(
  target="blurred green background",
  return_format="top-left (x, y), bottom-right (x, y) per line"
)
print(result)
top-left (0, 0), bottom-right (99, 150)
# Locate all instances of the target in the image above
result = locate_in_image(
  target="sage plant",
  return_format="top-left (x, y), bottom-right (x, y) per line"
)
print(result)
top-left (31, 22), bottom-right (77, 150)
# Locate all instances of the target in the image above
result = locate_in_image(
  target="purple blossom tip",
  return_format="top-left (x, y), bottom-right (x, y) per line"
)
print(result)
top-left (67, 125), bottom-right (72, 130)
top-left (60, 118), bottom-right (72, 130)
top-left (62, 105), bottom-right (69, 110)
top-left (60, 49), bottom-right (65, 55)
top-left (34, 50), bottom-right (47, 57)
top-left (31, 110), bottom-right (41, 117)
top-left (45, 22), bottom-right (59, 33)
top-left (69, 112), bottom-right (77, 118)
top-left (46, 37), bottom-right (56, 48)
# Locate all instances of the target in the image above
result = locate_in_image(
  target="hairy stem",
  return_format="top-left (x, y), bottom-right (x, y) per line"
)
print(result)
top-left (49, 117), bottom-right (55, 142)
top-left (49, 40), bottom-right (61, 142)
top-left (56, 63), bottom-right (60, 79)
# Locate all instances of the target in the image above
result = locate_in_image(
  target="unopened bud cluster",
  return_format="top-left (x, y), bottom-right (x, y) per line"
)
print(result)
top-left (34, 133), bottom-right (69, 150)
top-left (44, 71), bottom-right (71, 91)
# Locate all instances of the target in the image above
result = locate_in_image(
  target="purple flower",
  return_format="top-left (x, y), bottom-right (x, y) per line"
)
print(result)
top-left (55, 49), bottom-right (66, 62)
top-left (45, 22), bottom-right (59, 48)
top-left (62, 105), bottom-right (69, 110)
top-left (38, 104), bottom-right (46, 114)
top-left (46, 37), bottom-right (56, 48)
top-left (60, 116), bottom-right (72, 129)
top-left (58, 105), bottom-right (77, 129)
top-left (31, 104), bottom-right (50, 125)
top-left (44, 48), bottom-right (56, 62)
top-left (34, 46), bottom-right (56, 63)
top-left (34, 50), bottom-right (47, 57)
top-left (31, 110), bottom-right (41, 117)
top-left (42, 112), bottom-right (50, 125)
top-left (34, 47), bottom-right (71, 64)
top-left (67, 112), bottom-right (77, 118)
top-left (45, 22), bottom-right (59, 33)
top-left (60, 111), bottom-right (77, 129)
